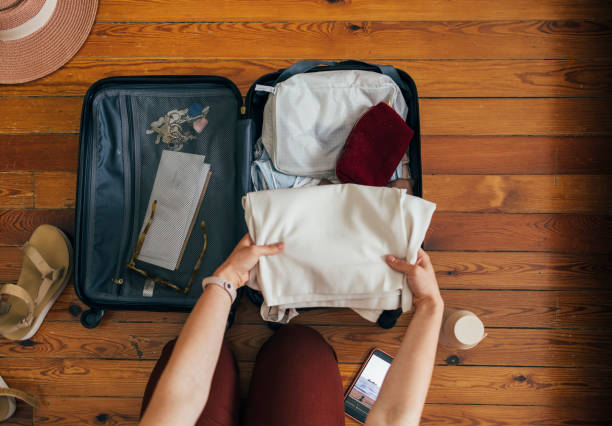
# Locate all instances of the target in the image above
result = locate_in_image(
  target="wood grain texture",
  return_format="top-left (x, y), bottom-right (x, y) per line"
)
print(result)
top-left (424, 175), bottom-right (612, 214)
top-left (76, 21), bottom-right (612, 60)
top-left (35, 396), bottom-right (139, 425)
top-left (422, 136), bottom-right (612, 175)
top-left (420, 98), bottom-right (612, 136)
top-left (0, 209), bottom-right (74, 246)
top-left (0, 246), bottom-right (22, 281)
top-left (95, 0), bottom-right (612, 21)
top-left (418, 403), bottom-right (612, 425)
top-left (2, 358), bottom-right (609, 407)
top-left (1, 320), bottom-right (609, 368)
top-left (2, 134), bottom-right (611, 175)
top-left (430, 251), bottom-right (612, 290)
top-left (426, 213), bottom-right (612, 253)
top-left (2, 97), bottom-right (611, 135)
top-left (34, 173), bottom-right (75, 209)
top-left (1, 59), bottom-right (611, 98)
top-left (0, 172), bottom-right (33, 208)
top-left (0, 134), bottom-right (78, 172)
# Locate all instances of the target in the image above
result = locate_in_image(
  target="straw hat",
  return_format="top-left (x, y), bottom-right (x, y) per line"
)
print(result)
top-left (0, 0), bottom-right (98, 84)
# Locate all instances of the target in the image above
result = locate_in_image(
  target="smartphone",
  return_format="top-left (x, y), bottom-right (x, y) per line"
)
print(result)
top-left (344, 348), bottom-right (394, 424)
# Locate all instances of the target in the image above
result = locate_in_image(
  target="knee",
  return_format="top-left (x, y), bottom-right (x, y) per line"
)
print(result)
top-left (266, 324), bottom-right (337, 360)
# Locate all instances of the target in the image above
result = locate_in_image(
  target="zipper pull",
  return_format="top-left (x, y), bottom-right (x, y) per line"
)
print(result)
top-left (112, 277), bottom-right (124, 285)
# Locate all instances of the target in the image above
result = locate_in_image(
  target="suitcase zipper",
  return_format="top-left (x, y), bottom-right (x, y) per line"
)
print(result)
top-left (112, 95), bottom-right (135, 287)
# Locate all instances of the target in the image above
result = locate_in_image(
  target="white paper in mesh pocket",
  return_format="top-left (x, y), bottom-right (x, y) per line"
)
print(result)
top-left (137, 150), bottom-right (211, 270)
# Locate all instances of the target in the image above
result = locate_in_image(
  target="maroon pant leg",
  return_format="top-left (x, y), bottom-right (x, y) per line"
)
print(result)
top-left (140, 339), bottom-right (240, 426)
top-left (243, 325), bottom-right (345, 426)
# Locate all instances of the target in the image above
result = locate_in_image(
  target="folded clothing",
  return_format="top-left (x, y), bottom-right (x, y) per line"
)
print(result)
top-left (337, 102), bottom-right (414, 186)
top-left (243, 184), bottom-right (436, 323)
top-left (251, 138), bottom-right (403, 191)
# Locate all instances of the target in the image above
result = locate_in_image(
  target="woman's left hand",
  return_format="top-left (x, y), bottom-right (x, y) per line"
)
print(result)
top-left (212, 234), bottom-right (284, 288)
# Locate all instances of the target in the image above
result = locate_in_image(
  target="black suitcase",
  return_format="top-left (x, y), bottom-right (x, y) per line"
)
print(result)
top-left (74, 60), bottom-right (422, 329)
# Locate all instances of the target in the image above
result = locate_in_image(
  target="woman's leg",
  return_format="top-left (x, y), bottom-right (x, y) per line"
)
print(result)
top-left (141, 338), bottom-right (240, 426)
top-left (243, 324), bottom-right (344, 426)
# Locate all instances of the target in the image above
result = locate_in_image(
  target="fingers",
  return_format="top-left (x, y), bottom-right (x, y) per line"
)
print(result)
top-left (236, 233), bottom-right (254, 248)
top-left (251, 242), bottom-right (284, 257)
top-left (385, 255), bottom-right (417, 274)
top-left (416, 248), bottom-right (433, 269)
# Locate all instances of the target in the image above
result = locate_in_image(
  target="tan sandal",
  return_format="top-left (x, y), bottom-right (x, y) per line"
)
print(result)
top-left (0, 225), bottom-right (72, 341)
top-left (0, 374), bottom-right (39, 422)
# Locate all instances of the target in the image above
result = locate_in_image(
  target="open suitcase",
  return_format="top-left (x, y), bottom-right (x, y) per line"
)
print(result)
top-left (74, 60), bottom-right (422, 329)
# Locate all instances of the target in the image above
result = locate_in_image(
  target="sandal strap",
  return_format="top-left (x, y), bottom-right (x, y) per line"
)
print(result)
top-left (21, 243), bottom-right (64, 305)
top-left (0, 387), bottom-right (40, 408)
top-left (22, 243), bottom-right (55, 278)
top-left (0, 284), bottom-right (35, 333)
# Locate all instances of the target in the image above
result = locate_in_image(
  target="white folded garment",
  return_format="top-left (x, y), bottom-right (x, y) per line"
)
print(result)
top-left (243, 184), bottom-right (436, 323)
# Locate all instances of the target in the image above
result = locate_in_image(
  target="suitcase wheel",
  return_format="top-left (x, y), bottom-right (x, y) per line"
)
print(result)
top-left (80, 308), bottom-right (105, 329)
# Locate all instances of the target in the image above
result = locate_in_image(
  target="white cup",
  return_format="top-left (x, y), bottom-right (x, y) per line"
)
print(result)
top-left (439, 310), bottom-right (487, 349)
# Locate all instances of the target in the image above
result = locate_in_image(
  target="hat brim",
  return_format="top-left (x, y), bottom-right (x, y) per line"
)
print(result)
top-left (0, 0), bottom-right (98, 84)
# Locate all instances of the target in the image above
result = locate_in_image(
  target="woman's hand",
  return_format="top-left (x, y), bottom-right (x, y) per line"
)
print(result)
top-left (212, 234), bottom-right (284, 288)
top-left (385, 248), bottom-right (442, 309)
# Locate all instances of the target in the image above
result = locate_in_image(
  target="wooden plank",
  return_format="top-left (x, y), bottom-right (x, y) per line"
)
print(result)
top-left (422, 136), bottom-right (612, 175)
top-left (0, 246), bottom-right (22, 281)
top-left (32, 398), bottom-right (612, 426)
top-left (0, 172), bottom-right (33, 209)
top-left (2, 97), bottom-right (611, 136)
top-left (419, 404), bottom-right (612, 425)
top-left (96, 0), bottom-right (612, 21)
top-left (35, 396), bottom-right (139, 425)
top-left (420, 98), bottom-right (612, 136)
top-left (430, 251), bottom-right (611, 290)
top-left (2, 134), bottom-right (610, 175)
top-left (426, 213), bottom-right (612, 253)
top-left (75, 21), bottom-right (612, 60)
top-left (0, 209), bottom-right (74, 246)
top-left (2, 359), bottom-right (609, 406)
top-left (0, 135), bottom-right (78, 172)
top-left (2, 59), bottom-right (611, 98)
top-left (2, 321), bottom-right (609, 368)
top-left (424, 175), bottom-right (612, 214)
top-left (0, 321), bottom-right (180, 361)
top-left (34, 173), bottom-right (76, 209)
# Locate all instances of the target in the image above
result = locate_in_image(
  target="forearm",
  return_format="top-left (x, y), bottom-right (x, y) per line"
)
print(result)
top-left (140, 285), bottom-right (231, 426)
top-left (367, 296), bottom-right (444, 426)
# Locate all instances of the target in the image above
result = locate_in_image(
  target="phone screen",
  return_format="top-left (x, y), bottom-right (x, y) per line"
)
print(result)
top-left (344, 349), bottom-right (393, 424)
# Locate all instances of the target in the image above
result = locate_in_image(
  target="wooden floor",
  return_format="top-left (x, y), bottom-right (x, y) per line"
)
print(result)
top-left (1, 1), bottom-right (612, 424)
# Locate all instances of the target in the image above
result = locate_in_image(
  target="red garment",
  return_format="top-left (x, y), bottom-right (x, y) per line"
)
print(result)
top-left (336, 102), bottom-right (414, 186)
top-left (140, 339), bottom-right (240, 425)
top-left (141, 325), bottom-right (344, 426)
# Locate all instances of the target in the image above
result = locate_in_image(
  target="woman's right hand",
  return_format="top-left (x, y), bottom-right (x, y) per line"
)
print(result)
top-left (385, 248), bottom-right (442, 309)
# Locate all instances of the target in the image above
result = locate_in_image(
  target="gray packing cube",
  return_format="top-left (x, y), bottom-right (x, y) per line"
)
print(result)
top-left (74, 61), bottom-right (422, 328)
